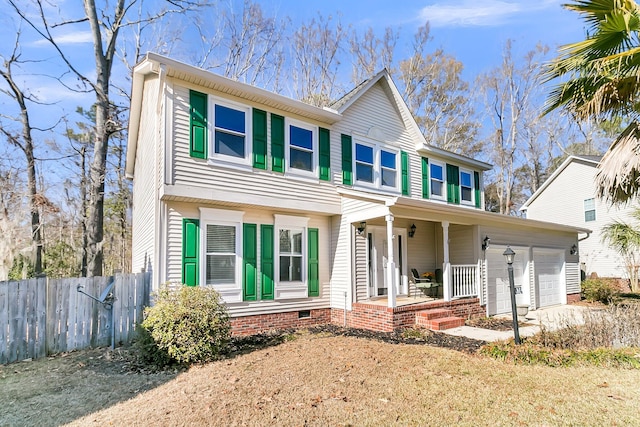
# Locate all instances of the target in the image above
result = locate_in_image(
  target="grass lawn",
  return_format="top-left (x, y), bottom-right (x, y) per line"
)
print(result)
top-left (2, 330), bottom-right (640, 426)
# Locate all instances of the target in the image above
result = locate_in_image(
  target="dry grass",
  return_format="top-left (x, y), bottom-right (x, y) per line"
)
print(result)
top-left (2, 331), bottom-right (638, 426)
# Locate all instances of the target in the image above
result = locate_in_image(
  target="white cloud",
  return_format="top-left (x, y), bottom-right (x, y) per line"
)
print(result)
top-left (418, 0), bottom-right (561, 28)
top-left (33, 31), bottom-right (93, 46)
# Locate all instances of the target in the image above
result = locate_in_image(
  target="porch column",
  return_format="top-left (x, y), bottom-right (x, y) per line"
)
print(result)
top-left (442, 221), bottom-right (451, 301)
top-left (386, 214), bottom-right (396, 308)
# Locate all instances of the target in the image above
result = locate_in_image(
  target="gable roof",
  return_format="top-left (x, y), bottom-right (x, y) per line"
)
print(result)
top-left (520, 155), bottom-right (602, 210)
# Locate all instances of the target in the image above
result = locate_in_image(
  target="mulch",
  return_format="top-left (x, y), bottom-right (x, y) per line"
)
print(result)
top-left (465, 317), bottom-right (532, 331)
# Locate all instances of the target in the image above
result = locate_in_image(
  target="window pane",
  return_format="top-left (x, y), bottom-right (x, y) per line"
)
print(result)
top-left (381, 151), bottom-right (396, 169)
top-left (279, 229), bottom-right (291, 252)
top-left (291, 256), bottom-right (302, 281)
top-left (207, 225), bottom-right (235, 252)
top-left (461, 186), bottom-right (472, 201)
top-left (461, 172), bottom-right (472, 187)
top-left (432, 180), bottom-right (443, 196)
top-left (381, 168), bottom-right (396, 187)
top-left (215, 130), bottom-right (245, 158)
top-left (584, 198), bottom-right (595, 210)
top-left (280, 256), bottom-right (291, 281)
top-left (430, 164), bottom-right (443, 181)
top-left (356, 163), bottom-right (374, 182)
top-left (290, 148), bottom-right (313, 171)
top-left (290, 126), bottom-right (313, 150)
top-left (585, 210), bottom-right (596, 222)
top-left (206, 254), bottom-right (235, 284)
top-left (292, 231), bottom-right (302, 253)
top-left (355, 144), bottom-right (373, 164)
top-left (215, 104), bottom-right (245, 133)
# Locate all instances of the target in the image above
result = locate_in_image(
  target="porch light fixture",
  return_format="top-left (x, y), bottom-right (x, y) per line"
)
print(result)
top-left (356, 221), bottom-right (367, 235)
top-left (482, 236), bottom-right (490, 251)
top-left (408, 223), bottom-right (417, 238)
top-left (503, 246), bottom-right (521, 345)
top-left (570, 244), bottom-right (577, 255)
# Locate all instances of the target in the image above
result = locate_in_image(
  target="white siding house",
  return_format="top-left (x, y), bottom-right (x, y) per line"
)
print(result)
top-left (126, 53), bottom-right (588, 334)
top-left (522, 155), bottom-right (636, 279)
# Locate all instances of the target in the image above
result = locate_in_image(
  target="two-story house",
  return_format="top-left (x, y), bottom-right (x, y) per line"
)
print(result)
top-left (522, 154), bottom-right (635, 280)
top-left (126, 53), bottom-right (587, 335)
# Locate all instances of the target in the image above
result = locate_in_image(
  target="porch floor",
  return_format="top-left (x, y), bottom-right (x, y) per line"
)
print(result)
top-left (364, 295), bottom-right (440, 307)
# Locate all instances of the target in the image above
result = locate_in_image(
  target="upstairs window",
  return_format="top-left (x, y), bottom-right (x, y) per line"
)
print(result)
top-left (355, 143), bottom-right (374, 183)
top-left (584, 198), bottom-right (596, 222)
top-left (289, 125), bottom-right (314, 172)
top-left (380, 150), bottom-right (397, 188)
top-left (214, 104), bottom-right (246, 158)
top-left (460, 170), bottom-right (473, 204)
top-left (430, 162), bottom-right (444, 198)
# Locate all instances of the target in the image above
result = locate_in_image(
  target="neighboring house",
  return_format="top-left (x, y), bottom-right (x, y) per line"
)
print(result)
top-left (126, 53), bottom-right (587, 335)
top-left (522, 155), bottom-right (635, 279)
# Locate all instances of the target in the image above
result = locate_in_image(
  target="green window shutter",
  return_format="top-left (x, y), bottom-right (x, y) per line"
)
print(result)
top-left (271, 113), bottom-right (285, 172)
top-left (446, 164), bottom-right (460, 204)
top-left (401, 151), bottom-right (409, 196)
top-left (189, 90), bottom-right (207, 159)
top-left (421, 157), bottom-right (430, 199)
top-left (474, 171), bottom-right (481, 209)
top-left (319, 127), bottom-right (331, 181)
top-left (182, 218), bottom-right (200, 286)
top-left (308, 228), bottom-right (320, 297)
top-left (260, 224), bottom-right (274, 300)
top-left (252, 109), bottom-right (267, 170)
top-left (341, 134), bottom-right (352, 185)
top-left (243, 223), bottom-right (257, 301)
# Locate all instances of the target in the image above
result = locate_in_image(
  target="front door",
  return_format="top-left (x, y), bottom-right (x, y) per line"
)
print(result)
top-left (367, 226), bottom-right (407, 298)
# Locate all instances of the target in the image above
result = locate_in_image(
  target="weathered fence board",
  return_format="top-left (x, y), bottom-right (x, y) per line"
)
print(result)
top-left (0, 273), bottom-right (150, 364)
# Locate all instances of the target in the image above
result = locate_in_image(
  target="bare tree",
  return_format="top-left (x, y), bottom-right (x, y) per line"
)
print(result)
top-left (349, 26), bottom-right (397, 84)
top-left (8, 0), bottom-right (206, 276)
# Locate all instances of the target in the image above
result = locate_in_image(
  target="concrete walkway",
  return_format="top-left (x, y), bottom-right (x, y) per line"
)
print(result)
top-left (441, 304), bottom-right (591, 342)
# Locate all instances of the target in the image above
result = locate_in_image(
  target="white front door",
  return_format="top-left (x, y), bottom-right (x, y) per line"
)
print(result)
top-left (367, 226), bottom-right (407, 298)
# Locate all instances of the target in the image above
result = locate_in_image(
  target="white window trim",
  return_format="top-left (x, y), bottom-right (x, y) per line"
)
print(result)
top-left (285, 118), bottom-right (318, 179)
top-left (459, 168), bottom-right (474, 206)
top-left (429, 160), bottom-right (446, 201)
top-left (353, 136), bottom-right (400, 193)
top-left (199, 208), bottom-right (245, 303)
top-left (274, 214), bottom-right (310, 299)
top-left (208, 96), bottom-right (252, 168)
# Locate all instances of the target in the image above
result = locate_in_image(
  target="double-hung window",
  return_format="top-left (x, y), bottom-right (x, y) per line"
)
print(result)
top-left (430, 161), bottom-right (444, 199)
top-left (279, 229), bottom-right (303, 282)
top-left (274, 215), bottom-right (310, 299)
top-left (355, 143), bottom-right (374, 183)
top-left (205, 224), bottom-right (236, 285)
top-left (286, 120), bottom-right (317, 176)
top-left (584, 198), bottom-right (596, 222)
top-left (460, 169), bottom-right (473, 204)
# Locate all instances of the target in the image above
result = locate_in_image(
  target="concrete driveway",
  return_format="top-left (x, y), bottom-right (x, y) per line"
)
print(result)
top-left (442, 304), bottom-right (592, 342)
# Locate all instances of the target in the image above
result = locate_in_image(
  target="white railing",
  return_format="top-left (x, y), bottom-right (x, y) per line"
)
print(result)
top-left (451, 264), bottom-right (478, 298)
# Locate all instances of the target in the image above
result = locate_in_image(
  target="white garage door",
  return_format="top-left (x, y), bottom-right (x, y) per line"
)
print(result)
top-left (486, 247), bottom-right (528, 315)
top-left (534, 250), bottom-right (564, 307)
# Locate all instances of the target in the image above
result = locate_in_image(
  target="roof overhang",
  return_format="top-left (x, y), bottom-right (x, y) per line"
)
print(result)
top-left (126, 52), bottom-right (343, 178)
top-left (416, 144), bottom-right (493, 171)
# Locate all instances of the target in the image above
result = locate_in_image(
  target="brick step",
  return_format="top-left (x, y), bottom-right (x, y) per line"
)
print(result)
top-left (415, 308), bottom-right (452, 321)
top-left (426, 316), bottom-right (465, 331)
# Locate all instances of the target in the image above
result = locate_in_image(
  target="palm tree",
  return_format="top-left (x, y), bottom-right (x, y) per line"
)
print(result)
top-left (601, 208), bottom-right (640, 291)
top-left (544, 0), bottom-right (640, 204)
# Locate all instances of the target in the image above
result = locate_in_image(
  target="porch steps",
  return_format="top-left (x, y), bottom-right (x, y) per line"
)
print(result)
top-left (415, 308), bottom-right (465, 331)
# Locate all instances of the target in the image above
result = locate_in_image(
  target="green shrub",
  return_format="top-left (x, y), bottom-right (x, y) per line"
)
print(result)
top-left (133, 324), bottom-right (175, 369)
top-left (581, 278), bottom-right (620, 304)
top-left (141, 285), bottom-right (231, 364)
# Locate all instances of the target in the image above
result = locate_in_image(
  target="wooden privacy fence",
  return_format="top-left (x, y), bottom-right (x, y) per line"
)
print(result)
top-left (0, 272), bottom-right (150, 364)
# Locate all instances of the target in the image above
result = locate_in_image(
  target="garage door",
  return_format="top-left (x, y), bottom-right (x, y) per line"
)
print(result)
top-left (534, 250), bottom-right (564, 307)
top-left (486, 247), bottom-right (528, 315)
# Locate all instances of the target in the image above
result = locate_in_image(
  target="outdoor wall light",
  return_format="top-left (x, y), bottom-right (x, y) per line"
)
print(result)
top-left (570, 244), bottom-right (577, 255)
top-left (356, 221), bottom-right (367, 235)
top-left (408, 223), bottom-right (417, 238)
top-left (482, 235), bottom-right (491, 251)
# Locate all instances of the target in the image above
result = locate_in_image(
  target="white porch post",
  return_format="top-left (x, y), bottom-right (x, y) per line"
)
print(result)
top-left (386, 214), bottom-right (396, 308)
top-left (442, 221), bottom-right (451, 301)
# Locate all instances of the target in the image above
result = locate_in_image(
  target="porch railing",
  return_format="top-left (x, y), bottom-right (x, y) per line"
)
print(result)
top-left (451, 264), bottom-right (478, 298)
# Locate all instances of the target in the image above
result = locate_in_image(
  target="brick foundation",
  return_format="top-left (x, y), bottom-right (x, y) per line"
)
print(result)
top-left (331, 298), bottom-right (485, 333)
top-left (567, 293), bottom-right (581, 304)
top-left (230, 308), bottom-right (331, 336)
